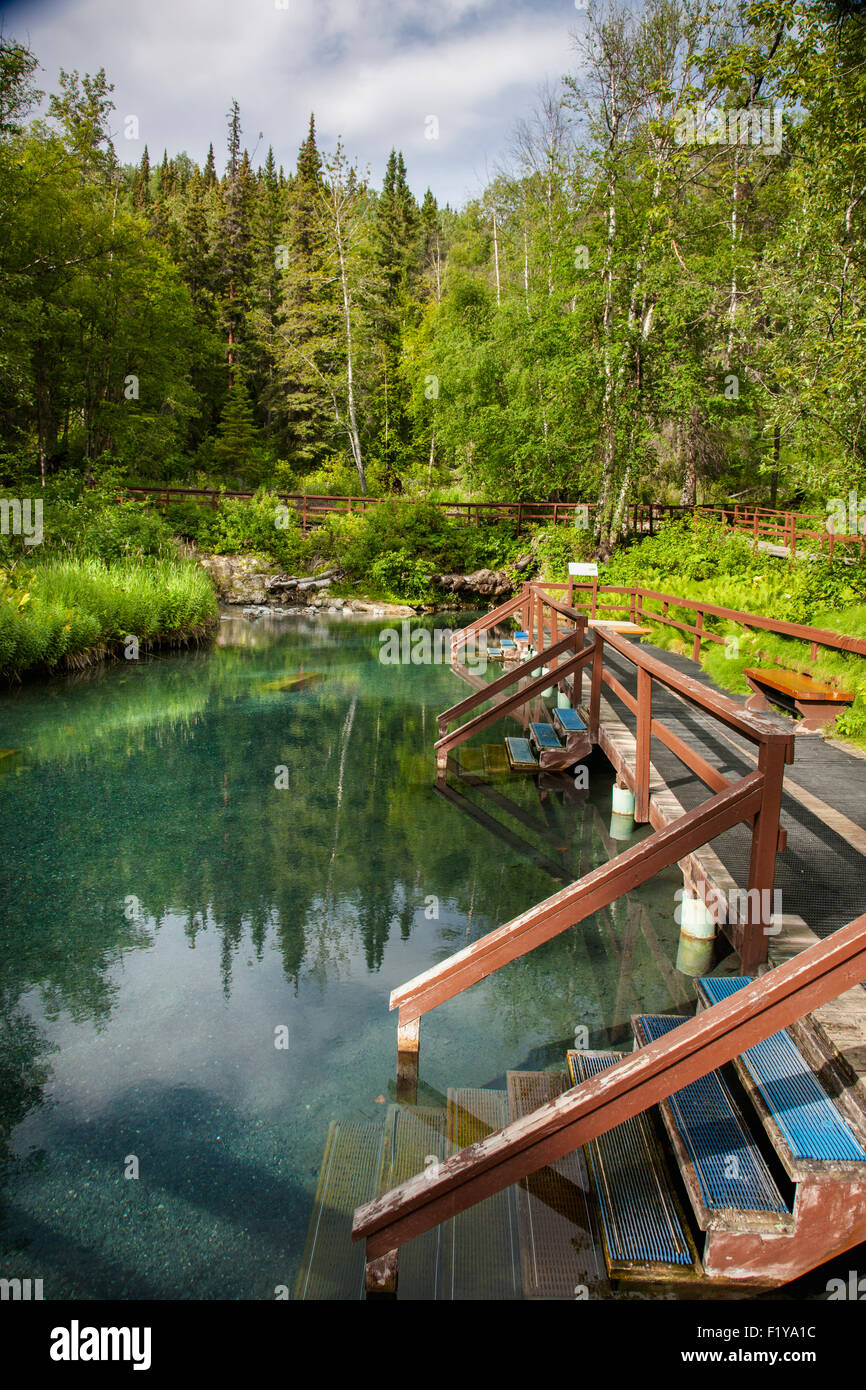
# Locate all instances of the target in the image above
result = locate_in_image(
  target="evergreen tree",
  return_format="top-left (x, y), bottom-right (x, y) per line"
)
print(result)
top-left (214, 375), bottom-right (258, 470)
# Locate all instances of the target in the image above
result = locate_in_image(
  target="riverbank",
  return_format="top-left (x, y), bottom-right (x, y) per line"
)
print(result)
top-left (0, 555), bottom-right (218, 681)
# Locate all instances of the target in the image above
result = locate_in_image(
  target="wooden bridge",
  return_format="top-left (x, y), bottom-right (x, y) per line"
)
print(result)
top-left (340, 581), bottom-right (866, 1298)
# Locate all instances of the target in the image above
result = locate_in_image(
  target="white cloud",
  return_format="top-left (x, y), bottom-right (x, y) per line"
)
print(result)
top-left (4, 0), bottom-right (584, 204)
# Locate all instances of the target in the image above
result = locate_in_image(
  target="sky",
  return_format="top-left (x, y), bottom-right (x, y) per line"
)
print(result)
top-left (0, 0), bottom-right (590, 206)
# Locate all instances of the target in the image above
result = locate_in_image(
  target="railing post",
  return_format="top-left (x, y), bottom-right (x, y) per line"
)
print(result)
top-left (396, 1014), bottom-right (420, 1104)
top-left (365, 1249), bottom-right (398, 1298)
top-left (742, 739), bottom-right (789, 973)
top-left (436, 719), bottom-right (448, 782)
top-left (588, 635), bottom-right (603, 739)
top-left (635, 667), bottom-right (652, 822)
top-left (692, 610), bottom-right (704, 664)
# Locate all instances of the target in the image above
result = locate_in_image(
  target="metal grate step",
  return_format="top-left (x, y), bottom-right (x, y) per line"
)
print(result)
top-left (697, 977), bottom-right (866, 1176)
top-left (295, 1121), bottom-right (383, 1301)
top-left (632, 1015), bottom-right (793, 1233)
top-left (568, 1051), bottom-right (700, 1281)
top-left (506, 1071), bottom-right (608, 1299)
top-left (377, 1106), bottom-right (447, 1301)
top-left (440, 1089), bottom-right (521, 1300)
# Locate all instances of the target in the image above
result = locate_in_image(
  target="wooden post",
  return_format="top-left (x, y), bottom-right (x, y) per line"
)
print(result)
top-left (591, 576), bottom-right (598, 618)
top-left (365, 1250), bottom-right (398, 1298)
top-left (635, 667), bottom-right (652, 822)
top-left (692, 610), bottom-right (704, 664)
top-left (742, 740), bottom-right (789, 973)
top-left (396, 1016), bottom-right (420, 1104)
top-left (588, 636), bottom-right (604, 739)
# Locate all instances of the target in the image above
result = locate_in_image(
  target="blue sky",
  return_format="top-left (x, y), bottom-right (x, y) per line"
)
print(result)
top-left (1, 0), bottom-right (589, 204)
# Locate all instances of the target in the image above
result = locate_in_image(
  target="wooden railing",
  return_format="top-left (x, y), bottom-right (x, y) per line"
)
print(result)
top-left (122, 487), bottom-right (866, 556)
top-left (389, 586), bottom-right (794, 1096)
top-left (354, 912), bottom-right (866, 1288)
top-left (540, 580), bottom-right (866, 664)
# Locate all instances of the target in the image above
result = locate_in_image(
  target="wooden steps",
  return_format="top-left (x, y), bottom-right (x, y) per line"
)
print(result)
top-left (567, 1050), bottom-right (702, 1283)
top-left (441, 1088), bottom-right (521, 1300)
top-left (506, 1070), bottom-right (608, 1298)
top-left (632, 1014), bottom-right (793, 1234)
top-left (295, 1121), bottom-right (383, 1300)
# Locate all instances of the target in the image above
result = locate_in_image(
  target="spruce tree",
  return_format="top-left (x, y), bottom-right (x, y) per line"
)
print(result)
top-left (214, 375), bottom-right (258, 471)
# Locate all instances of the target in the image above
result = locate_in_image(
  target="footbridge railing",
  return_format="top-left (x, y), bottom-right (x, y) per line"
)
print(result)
top-left (355, 913), bottom-right (866, 1291)
top-left (394, 584), bottom-right (793, 1091)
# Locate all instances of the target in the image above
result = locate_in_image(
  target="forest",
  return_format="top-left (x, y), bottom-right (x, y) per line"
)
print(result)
top-left (1, 1), bottom-right (864, 554)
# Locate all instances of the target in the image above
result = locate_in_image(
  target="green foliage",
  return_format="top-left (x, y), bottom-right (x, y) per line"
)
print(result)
top-left (0, 556), bottom-right (217, 676)
top-left (603, 519), bottom-right (866, 746)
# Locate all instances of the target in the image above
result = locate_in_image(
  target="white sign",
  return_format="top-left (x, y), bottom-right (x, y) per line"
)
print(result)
top-left (568, 562), bottom-right (598, 577)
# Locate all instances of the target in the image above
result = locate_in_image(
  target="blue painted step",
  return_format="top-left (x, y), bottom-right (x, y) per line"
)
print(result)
top-left (568, 1050), bottom-right (699, 1279)
top-left (697, 977), bottom-right (866, 1171)
top-left (504, 737), bottom-right (538, 771)
top-left (529, 721), bottom-right (562, 751)
top-left (632, 1015), bottom-right (792, 1232)
top-left (552, 707), bottom-right (587, 736)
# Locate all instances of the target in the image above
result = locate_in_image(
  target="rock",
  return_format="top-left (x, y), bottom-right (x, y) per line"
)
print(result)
top-left (433, 567), bottom-right (515, 599)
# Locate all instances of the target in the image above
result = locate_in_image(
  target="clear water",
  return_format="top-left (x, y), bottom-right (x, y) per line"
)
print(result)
top-left (0, 611), bottom-right (704, 1300)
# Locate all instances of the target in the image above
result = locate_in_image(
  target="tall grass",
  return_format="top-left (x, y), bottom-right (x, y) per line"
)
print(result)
top-left (0, 555), bottom-right (218, 678)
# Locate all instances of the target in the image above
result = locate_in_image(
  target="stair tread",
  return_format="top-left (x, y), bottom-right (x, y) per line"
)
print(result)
top-left (568, 1051), bottom-right (700, 1280)
top-left (506, 1071), bottom-right (608, 1298)
top-left (378, 1106), bottom-right (447, 1301)
top-left (553, 707), bottom-right (587, 735)
top-left (529, 721), bottom-right (563, 751)
top-left (697, 977), bottom-right (866, 1175)
top-left (482, 743), bottom-right (509, 775)
top-left (295, 1121), bottom-right (383, 1301)
top-left (443, 1088), bottom-right (520, 1300)
top-left (504, 736), bottom-right (538, 771)
top-left (632, 1015), bottom-right (793, 1231)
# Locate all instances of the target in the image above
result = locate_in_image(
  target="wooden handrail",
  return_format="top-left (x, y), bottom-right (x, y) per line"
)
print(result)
top-left (450, 590), bottom-right (526, 651)
top-left (439, 627), bottom-right (585, 729)
top-left (590, 624), bottom-right (797, 747)
top-left (356, 913), bottom-right (866, 1266)
top-left (391, 770), bottom-right (766, 1027)
top-left (434, 643), bottom-right (595, 770)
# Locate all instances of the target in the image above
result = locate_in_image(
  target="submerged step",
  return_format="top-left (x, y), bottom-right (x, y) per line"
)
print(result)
top-left (295, 1121), bottom-right (383, 1301)
top-left (568, 1050), bottom-right (701, 1282)
top-left (504, 737), bottom-right (538, 772)
top-left (483, 743), bottom-right (509, 776)
top-left (506, 1071), bottom-right (608, 1298)
top-left (442, 1089), bottom-right (521, 1300)
top-left (632, 1015), bottom-right (793, 1234)
top-left (697, 977), bottom-right (866, 1178)
top-left (378, 1106), bottom-right (447, 1301)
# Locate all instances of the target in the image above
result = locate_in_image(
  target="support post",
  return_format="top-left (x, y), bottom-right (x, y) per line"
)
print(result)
top-left (365, 1249), bottom-right (398, 1298)
top-left (635, 667), bottom-right (652, 822)
top-left (742, 740), bottom-right (788, 972)
top-left (588, 636), bottom-right (603, 740)
top-left (396, 1015), bottom-right (420, 1104)
top-left (692, 610), bottom-right (704, 664)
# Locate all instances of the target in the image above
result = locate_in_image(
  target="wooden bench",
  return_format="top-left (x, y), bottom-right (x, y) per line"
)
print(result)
top-left (743, 666), bottom-right (855, 733)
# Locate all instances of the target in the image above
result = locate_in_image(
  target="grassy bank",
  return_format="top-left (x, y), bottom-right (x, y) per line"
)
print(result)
top-left (0, 478), bottom-right (218, 678)
top-left (0, 556), bottom-right (217, 679)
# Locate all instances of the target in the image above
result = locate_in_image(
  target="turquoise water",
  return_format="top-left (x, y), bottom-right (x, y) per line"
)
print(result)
top-left (0, 611), bottom-right (698, 1300)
